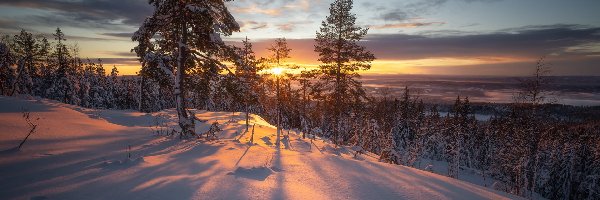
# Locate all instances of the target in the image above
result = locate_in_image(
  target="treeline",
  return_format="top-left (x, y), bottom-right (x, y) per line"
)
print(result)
top-left (360, 88), bottom-right (599, 200)
top-left (0, 28), bottom-right (149, 110)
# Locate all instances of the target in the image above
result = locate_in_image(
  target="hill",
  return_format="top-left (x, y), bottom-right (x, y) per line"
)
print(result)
top-left (0, 96), bottom-right (521, 200)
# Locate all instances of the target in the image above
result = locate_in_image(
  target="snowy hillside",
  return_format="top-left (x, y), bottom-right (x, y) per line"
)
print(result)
top-left (0, 96), bottom-right (521, 200)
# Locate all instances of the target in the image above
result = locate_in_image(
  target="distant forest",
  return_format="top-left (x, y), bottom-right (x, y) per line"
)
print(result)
top-left (1, 0), bottom-right (599, 199)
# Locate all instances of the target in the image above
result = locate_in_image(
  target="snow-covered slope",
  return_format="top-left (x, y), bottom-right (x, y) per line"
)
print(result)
top-left (0, 96), bottom-right (522, 200)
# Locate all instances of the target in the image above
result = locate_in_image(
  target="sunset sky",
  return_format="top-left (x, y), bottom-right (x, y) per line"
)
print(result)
top-left (1, 0), bottom-right (599, 76)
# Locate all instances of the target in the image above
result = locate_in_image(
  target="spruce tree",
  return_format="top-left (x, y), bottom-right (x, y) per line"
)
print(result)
top-left (48, 28), bottom-right (77, 104)
top-left (107, 66), bottom-right (120, 109)
top-left (235, 37), bottom-right (261, 132)
top-left (314, 0), bottom-right (375, 145)
top-left (0, 42), bottom-right (15, 95)
top-left (11, 30), bottom-right (39, 96)
top-left (133, 0), bottom-right (240, 137)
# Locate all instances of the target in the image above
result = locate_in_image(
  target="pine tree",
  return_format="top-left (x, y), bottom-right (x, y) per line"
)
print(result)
top-left (11, 30), bottom-right (39, 96)
top-left (107, 66), bottom-right (120, 109)
top-left (133, 0), bottom-right (240, 137)
top-left (89, 60), bottom-right (108, 108)
top-left (234, 37), bottom-right (261, 132)
top-left (36, 36), bottom-right (53, 98)
top-left (424, 105), bottom-right (444, 161)
top-left (579, 138), bottom-right (600, 199)
top-left (266, 38), bottom-right (292, 147)
top-left (0, 41), bottom-right (15, 95)
top-left (405, 100), bottom-right (426, 167)
top-left (48, 28), bottom-right (78, 104)
top-left (78, 59), bottom-right (107, 108)
top-left (389, 86), bottom-right (416, 164)
top-left (446, 96), bottom-right (463, 178)
top-left (380, 126), bottom-right (401, 164)
top-left (298, 69), bottom-right (316, 139)
top-left (362, 118), bottom-right (381, 153)
top-left (314, 0), bottom-right (375, 145)
top-left (268, 38), bottom-right (291, 67)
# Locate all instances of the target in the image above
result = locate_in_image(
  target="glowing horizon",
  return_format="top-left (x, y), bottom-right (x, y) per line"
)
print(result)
top-left (2, 0), bottom-right (600, 76)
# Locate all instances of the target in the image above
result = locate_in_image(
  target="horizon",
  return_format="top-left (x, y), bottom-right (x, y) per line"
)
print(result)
top-left (1, 0), bottom-right (599, 76)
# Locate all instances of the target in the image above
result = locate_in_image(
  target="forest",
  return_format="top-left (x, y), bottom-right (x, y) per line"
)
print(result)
top-left (1, 0), bottom-right (599, 199)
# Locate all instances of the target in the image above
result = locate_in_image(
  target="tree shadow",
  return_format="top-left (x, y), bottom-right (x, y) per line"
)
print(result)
top-left (270, 149), bottom-right (285, 199)
top-left (0, 96), bottom-right (52, 113)
top-left (261, 136), bottom-right (273, 146)
top-left (72, 108), bottom-right (159, 127)
top-left (0, 130), bottom-right (226, 200)
top-left (227, 166), bottom-right (273, 181)
top-left (234, 145), bottom-right (252, 167)
top-left (296, 151), bottom-right (513, 199)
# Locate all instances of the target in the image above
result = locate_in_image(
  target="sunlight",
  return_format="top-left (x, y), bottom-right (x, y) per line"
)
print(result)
top-left (271, 67), bottom-right (284, 76)
top-left (2, 1), bottom-right (597, 199)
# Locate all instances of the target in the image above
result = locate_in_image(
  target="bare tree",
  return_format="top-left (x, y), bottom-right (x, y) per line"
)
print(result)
top-left (513, 56), bottom-right (554, 197)
top-left (17, 108), bottom-right (39, 150)
top-left (517, 56), bottom-right (554, 106)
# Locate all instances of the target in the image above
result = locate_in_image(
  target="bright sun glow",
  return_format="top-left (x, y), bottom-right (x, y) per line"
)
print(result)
top-left (271, 67), bottom-right (284, 75)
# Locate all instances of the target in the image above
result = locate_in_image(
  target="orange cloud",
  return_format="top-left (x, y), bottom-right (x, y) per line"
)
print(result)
top-left (232, 5), bottom-right (281, 16)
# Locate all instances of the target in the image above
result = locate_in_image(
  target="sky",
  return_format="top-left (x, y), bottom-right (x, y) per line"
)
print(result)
top-left (0, 0), bottom-right (599, 76)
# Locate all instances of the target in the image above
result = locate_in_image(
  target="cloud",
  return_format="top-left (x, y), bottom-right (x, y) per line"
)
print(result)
top-left (232, 4), bottom-right (282, 16)
top-left (239, 21), bottom-right (269, 31)
top-left (377, 0), bottom-right (503, 22)
top-left (277, 24), bottom-right (296, 32)
top-left (370, 22), bottom-right (445, 29)
top-left (364, 24), bottom-right (600, 60)
top-left (0, 19), bottom-right (22, 31)
top-left (100, 32), bottom-right (134, 38)
top-left (361, 2), bottom-right (375, 8)
top-left (102, 51), bottom-right (137, 58)
top-left (282, 0), bottom-right (312, 11)
top-left (1, 31), bottom-right (121, 42)
top-left (231, 0), bottom-right (327, 20)
top-left (276, 21), bottom-right (312, 32)
top-left (240, 24), bottom-right (600, 60)
top-left (0, 0), bottom-right (152, 28)
top-left (380, 9), bottom-right (410, 22)
top-left (96, 57), bottom-right (139, 66)
top-left (372, 0), bottom-right (499, 30)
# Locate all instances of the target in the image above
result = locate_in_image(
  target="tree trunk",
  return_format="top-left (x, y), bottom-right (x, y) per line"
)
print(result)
top-left (138, 75), bottom-right (144, 111)
top-left (10, 59), bottom-right (25, 96)
top-left (245, 102), bottom-right (250, 132)
top-left (176, 20), bottom-right (194, 137)
top-left (276, 76), bottom-right (281, 148)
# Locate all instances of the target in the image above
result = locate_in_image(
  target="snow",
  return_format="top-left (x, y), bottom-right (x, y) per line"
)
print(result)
top-left (144, 52), bottom-right (174, 77)
top-left (0, 96), bottom-right (522, 200)
top-left (209, 32), bottom-right (223, 43)
top-left (186, 4), bottom-right (207, 13)
top-left (439, 111), bottom-right (493, 121)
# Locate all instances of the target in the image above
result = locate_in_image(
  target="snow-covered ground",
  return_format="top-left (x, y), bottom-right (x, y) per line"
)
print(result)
top-left (0, 96), bottom-right (522, 200)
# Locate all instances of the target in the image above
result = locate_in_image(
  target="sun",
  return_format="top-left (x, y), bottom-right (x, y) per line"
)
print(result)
top-left (271, 67), bottom-right (284, 75)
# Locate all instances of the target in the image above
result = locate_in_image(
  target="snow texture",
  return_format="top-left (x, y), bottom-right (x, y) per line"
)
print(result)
top-left (0, 96), bottom-right (523, 200)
